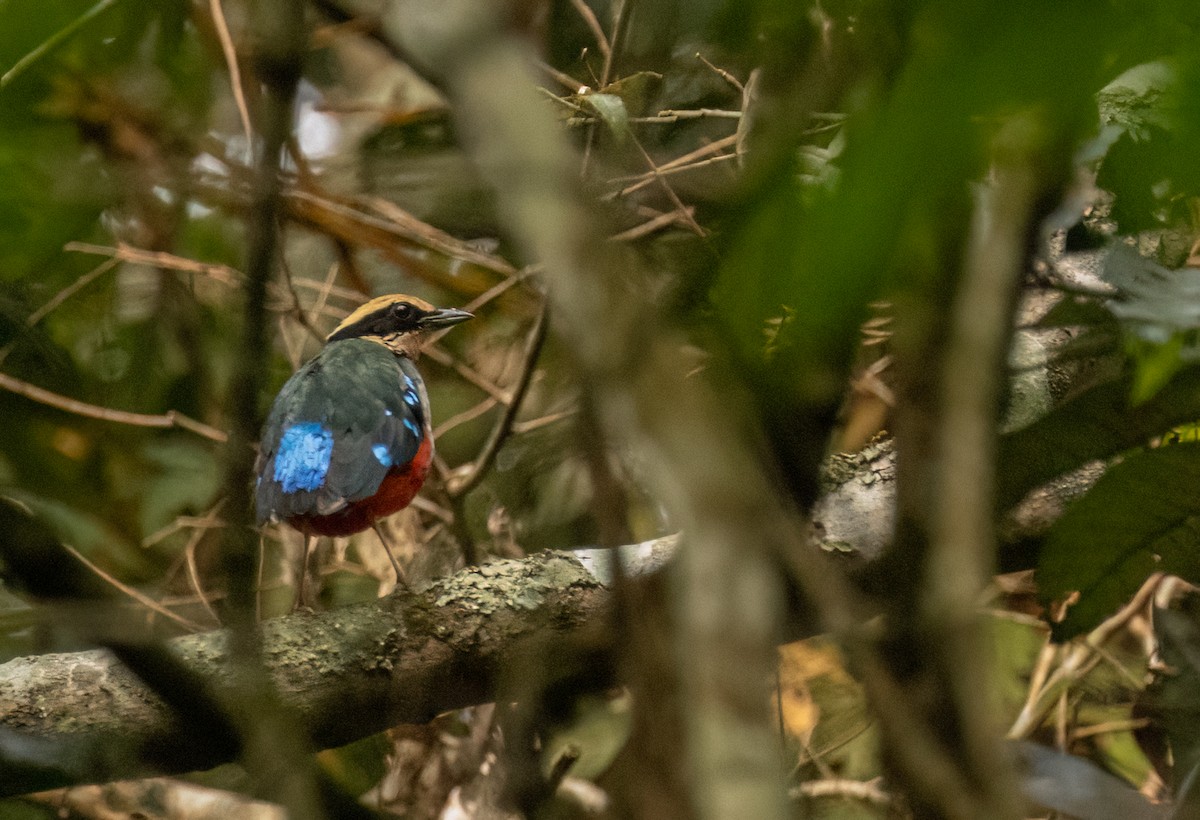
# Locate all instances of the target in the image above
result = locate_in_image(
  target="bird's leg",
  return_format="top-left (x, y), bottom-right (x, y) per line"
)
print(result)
top-left (371, 520), bottom-right (410, 590)
top-left (293, 534), bottom-right (317, 611)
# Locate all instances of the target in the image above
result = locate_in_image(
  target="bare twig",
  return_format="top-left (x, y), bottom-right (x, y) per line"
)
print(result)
top-left (569, 108), bottom-right (742, 126)
top-left (536, 60), bottom-right (588, 94)
top-left (0, 372), bottom-right (227, 443)
top-left (905, 139), bottom-right (1039, 818)
top-left (511, 408), bottom-right (576, 435)
top-left (1070, 717), bottom-right (1150, 740)
top-left (145, 503), bottom-right (225, 628)
top-left (1, 0), bottom-right (119, 88)
top-left (610, 206), bottom-right (695, 242)
top-left (276, 254), bottom-right (326, 346)
top-left (627, 133), bottom-right (706, 236)
top-left (26, 258), bottom-right (120, 327)
top-left (423, 345), bottom-right (512, 404)
top-left (608, 151), bottom-right (738, 184)
top-left (580, 0), bottom-right (628, 172)
top-left (599, 0), bottom-right (625, 91)
top-left (790, 778), bottom-right (892, 807)
top-left (695, 53), bottom-right (743, 93)
top-left (207, 3), bottom-right (327, 816)
top-left (62, 544), bottom-right (203, 633)
top-left (433, 396), bottom-right (498, 439)
top-left (1008, 573), bottom-right (1164, 739)
top-left (359, 195), bottom-right (518, 278)
top-left (611, 134), bottom-right (739, 198)
top-left (568, 0), bottom-right (610, 61)
top-left (210, 0), bottom-right (254, 147)
top-left (142, 511), bottom-right (225, 548)
top-left (186, 527), bottom-right (224, 628)
top-left (448, 301), bottom-right (548, 498)
top-left (65, 242), bottom-right (243, 287)
top-left (285, 274), bottom-right (362, 304)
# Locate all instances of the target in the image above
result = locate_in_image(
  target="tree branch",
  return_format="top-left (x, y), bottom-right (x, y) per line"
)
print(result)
top-left (0, 550), bottom-right (623, 796)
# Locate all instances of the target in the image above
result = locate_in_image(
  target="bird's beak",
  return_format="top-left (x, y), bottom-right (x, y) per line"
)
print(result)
top-left (420, 308), bottom-right (474, 329)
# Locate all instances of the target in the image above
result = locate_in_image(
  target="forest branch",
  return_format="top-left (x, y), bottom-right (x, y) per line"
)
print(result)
top-left (0, 550), bottom-right (630, 796)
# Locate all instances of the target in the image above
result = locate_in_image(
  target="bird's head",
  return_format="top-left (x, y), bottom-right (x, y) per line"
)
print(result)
top-left (326, 294), bottom-right (473, 358)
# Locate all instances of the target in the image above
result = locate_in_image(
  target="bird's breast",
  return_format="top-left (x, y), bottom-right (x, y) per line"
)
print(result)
top-left (285, 434), bottom-right (433, 537)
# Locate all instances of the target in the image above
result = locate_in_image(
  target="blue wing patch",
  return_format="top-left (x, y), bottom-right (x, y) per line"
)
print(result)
top-left (274, 422), bottom-right (333, 493)
top-left (372, 443), bottom-right (393, 467)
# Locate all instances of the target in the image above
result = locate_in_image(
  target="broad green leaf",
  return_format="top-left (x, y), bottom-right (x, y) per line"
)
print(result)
top-left (997, 365), bottom-right (1200, 512)
top-left (1128, 333), bottom-right (1186, 404)
top-left (1038, 443), bottom-right (1200, 638)
top-left (579, 92), bottom-right (630, 143)
top-left (598, 71), bottom-right (662, 116)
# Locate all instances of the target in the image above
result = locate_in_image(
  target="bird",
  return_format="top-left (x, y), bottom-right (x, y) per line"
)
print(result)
top-left (254, 294), bottom-right (472, 603)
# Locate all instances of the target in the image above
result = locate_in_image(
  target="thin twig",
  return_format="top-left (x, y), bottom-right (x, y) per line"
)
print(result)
top-left (27, 258), bottom-right (120, 327)
top-left (1, 0), bottom-right (120, 88)
top-left (449, 301), bottom-right (548, 498)
top-left (291, 189), bottom-right (519, 280)
top-left (359, 195), bottom-right (518, 278)
top-left (609, 153), bottom-right (739, 184)
top-left (142, 511), bottom-right (225, 548)
top-left (790, 778), bottom-right (892, 806)
top-left (62, 544), bottom-right (203, 633)
top-left (434, 396), bottom-right (499, 439)
top-left (423, 345), bottom-right (512, 404)
top-left (210, 0), bottom-right (254, 147)
top-left (536, 60), bottom-right (588, 94)
top-left (149, 502), bottom-right (225, 627)
top-left (568, 0), bottom-right (610, 61)
top-left (580, 0), bottom-right (628, 172)
top-left (0, 372), bottom-right (227, 443)
top-left (695, 53), bottom-right (743, 93)
top-left (409, 495), bottom-right (454, 524)
top-left (511, 408), bottom-right (576, 435)
top-left (65, 242), bottom-right (243, 287)
top-left (1070, 717), bottom-right (1150, 740)
top-left (186, 526), bottom-right (224, 627)
top-left (610, 134), bottom-right (739, 199)
top-left (569, 108), bottom-right (742, 126)
top-left (627, 133), bottom-right (706, 236)
top-left (277, 254), bottom-right (326, 346)
top-left (608, 151), bottom-right (738, 184)
top-left (610, 206), bottom-right (695, 242)
top-left (1007, 572), bottom-right (1165, 739)
top-left (284, 275), bottom-right (363, 304)
top-left (599, 0), bottom-right (625, 91)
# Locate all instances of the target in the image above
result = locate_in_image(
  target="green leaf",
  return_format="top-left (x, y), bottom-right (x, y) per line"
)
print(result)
top-left (1128, 333), bottom-right (1186, 404)
top-left (579, 92), bottom-right (630, 142)
top-left (598, 71), bottom-right (662, 116)
top-left (997, 365), bottom-right (1200, 511)
top-left (1038, 443), bottom-right (1200, 638)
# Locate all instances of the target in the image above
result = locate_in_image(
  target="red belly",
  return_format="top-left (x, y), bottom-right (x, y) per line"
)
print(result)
top-left (288, 436), bottom-right (433, 537)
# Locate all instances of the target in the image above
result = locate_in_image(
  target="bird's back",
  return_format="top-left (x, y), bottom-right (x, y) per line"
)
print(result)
top-left (255, 338), bottom-right (429, 528)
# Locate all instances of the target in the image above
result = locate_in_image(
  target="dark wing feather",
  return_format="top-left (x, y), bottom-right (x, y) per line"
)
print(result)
top-left (255, 339), bottom-right (427, 525)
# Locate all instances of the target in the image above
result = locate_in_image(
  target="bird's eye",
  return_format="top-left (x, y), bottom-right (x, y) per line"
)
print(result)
top-left (392, 303), bottom-right (414, 320)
